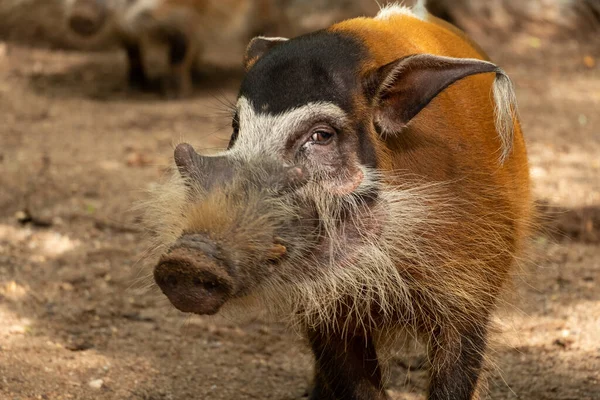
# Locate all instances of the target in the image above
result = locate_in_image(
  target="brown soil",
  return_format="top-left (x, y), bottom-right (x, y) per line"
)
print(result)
top-left (0, 34), bottom-right (599, 400)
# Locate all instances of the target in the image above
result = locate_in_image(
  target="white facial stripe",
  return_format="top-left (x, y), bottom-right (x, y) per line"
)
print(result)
top-left (228, 97), bottom-right (348, 159)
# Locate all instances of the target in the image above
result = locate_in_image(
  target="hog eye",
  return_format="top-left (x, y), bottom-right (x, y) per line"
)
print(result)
top-left (309, 127), bottom-right (335, 145)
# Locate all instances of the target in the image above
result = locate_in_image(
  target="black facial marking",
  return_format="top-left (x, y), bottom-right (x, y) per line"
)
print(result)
top-left (356, 122), bottom-right (378, 169)
top-left (238, 30), bottom-right (381, 200)
top-left (239, 31), bottom-right (366, 115)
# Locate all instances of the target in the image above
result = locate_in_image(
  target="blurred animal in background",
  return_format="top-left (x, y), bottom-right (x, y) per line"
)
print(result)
top-left (61, 0), bottom-right (382, 97)
top-left (64, 0), bottom-right (280, 97)
top-left (64, 0), bottom-right (146, 89)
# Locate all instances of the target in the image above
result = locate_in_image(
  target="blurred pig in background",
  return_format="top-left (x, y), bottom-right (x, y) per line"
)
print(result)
top-left (63, 0), bottom-right (274, 96)
top-left (0, 0), bottom-right (378, 97)
top-left (61, 0), bottom-right (379, 97)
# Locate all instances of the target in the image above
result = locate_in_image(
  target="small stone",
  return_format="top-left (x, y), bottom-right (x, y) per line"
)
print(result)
top-left (98, 160), bottom-right (121, 171)
top-left (88, 379), bottom-right (103, 389)
top-left (66, 340), bottom-right (93, 352)
top-left (8, 325), bottom-right (26, 334)
top-left (583, 55), bottom-right (595, 69)
top-left (528, 36), bottom-right (541, 48)
top-left (60, 282), bottom-right (74, 292)
top-left (125, 151), bottom-right (152, 167)
top-left (553, 337), bottom-right (574, 349)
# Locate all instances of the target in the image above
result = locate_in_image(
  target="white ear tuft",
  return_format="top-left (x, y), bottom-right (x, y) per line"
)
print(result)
top-left (492, 69), bottom-right (519, 164)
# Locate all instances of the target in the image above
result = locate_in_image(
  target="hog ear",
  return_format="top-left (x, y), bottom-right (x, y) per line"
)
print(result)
top-left (243, 36), bottom-right (288, 70)
top-left (174, 143), bottom-right (234, 190)
top-left (367, 54), bottom-right (502, 135)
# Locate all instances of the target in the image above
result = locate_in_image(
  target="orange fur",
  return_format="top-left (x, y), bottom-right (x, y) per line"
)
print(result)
top-left (331, 12), bottom-right (532, 264)
top-left (327, 14), bottom-right (532, 392)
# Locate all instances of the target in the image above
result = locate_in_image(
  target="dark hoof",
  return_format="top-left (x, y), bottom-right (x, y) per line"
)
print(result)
top-left (127, 69), bottom-right (154, 92)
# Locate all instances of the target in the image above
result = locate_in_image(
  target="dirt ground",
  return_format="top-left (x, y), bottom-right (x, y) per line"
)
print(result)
top-left (0, 32), bottom-right (599, 400)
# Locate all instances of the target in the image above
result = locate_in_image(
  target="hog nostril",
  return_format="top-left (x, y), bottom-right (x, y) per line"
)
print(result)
top-left (192, 277), bottom-right (219, 291)
top-left (205, 281), bottom-right (218, 290)
top-left (165, 274), bottom-right (178, 287)
top-left (154, 252), bottom-right (234, 315)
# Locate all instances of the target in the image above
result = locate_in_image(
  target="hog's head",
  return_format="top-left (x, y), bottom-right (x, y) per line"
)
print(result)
top-left (147, 30), bottom-right (515, 324)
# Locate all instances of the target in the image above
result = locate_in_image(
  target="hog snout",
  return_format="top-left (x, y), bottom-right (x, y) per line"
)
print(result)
top-left (67, 0), bottom-right (108, 37)
top-left (154, 235), bottom-right (235, 315)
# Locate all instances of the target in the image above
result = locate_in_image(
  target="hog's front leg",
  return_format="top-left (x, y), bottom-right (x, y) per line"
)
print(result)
top-left (160, 27), bottom-right (198, 98)
top-left (123, 39), bottom-right (150, 90)
top-left (308, 329), bottom-right (389, 400)
top-left (427, 321), bottom-right (489, 400)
